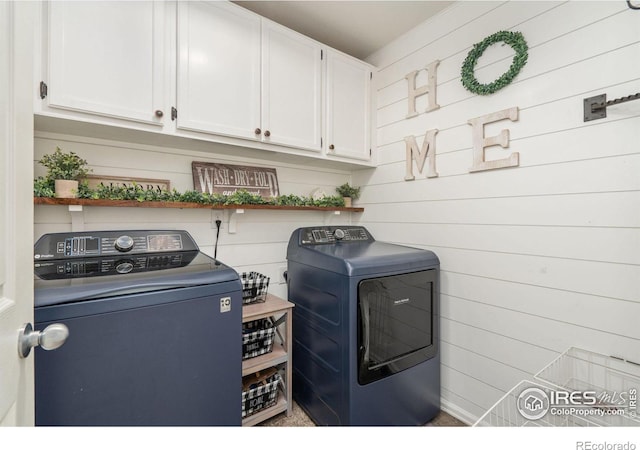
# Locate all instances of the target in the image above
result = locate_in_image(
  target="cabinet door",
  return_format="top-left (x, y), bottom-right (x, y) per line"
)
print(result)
top-left (261, 21), bottom-right (322, 152)
top-left (177, 2), bottom-right (261, 140)
top-left (47, 1), bottom-right (165, 126)
top-left (326, 50), bottom-right (372, 160)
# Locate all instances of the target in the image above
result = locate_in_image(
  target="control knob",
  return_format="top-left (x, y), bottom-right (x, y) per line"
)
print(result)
top-left (114, 235), bottom-right (134, 252)
top-left (334, 229), bottom-right (345, 240)
top-left (115, 260), bottom-right (134, 274)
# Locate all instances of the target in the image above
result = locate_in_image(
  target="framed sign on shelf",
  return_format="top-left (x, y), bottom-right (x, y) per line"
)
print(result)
top-left (84, 175), bottom-right (170, 191)
top-left (192, 162), bottom-right (280, 197)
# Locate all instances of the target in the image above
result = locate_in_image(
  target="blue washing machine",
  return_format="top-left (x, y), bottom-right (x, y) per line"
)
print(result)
top-left (287, 226), bottom-right (440, 426)
top-left (34, 230), bottom-right (242, 426)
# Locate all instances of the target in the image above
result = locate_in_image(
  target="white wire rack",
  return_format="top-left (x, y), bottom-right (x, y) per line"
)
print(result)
top-left (474, 380), bottom-right (602, 427)
top-left (474, 347), bottom-right (640, 427)
top-left (535, 347), bottom-right (640, 427)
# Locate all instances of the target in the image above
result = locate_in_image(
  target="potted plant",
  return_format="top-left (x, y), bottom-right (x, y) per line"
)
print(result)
top-left (335, 182), bottom-right (360, 207)
top-left (38, 147), bottom-right (91, 198)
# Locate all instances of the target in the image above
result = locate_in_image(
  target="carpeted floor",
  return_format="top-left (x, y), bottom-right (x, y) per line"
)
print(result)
top-left (258, 400), bottom-right (466, 427)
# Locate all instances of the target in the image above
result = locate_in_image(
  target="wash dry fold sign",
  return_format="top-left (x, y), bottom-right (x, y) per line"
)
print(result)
top-left (192, 162), bottom-right (280, 197)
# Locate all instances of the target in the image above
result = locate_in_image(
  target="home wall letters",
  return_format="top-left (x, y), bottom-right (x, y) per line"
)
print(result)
top-left (404, 59), bottom-right (521, 181)
top-left (405, 60), bottom-right (440, 118)
top-left (404, 129), bottom-right (438, 181)
top-left (468, 107), bottom-right (519, 173)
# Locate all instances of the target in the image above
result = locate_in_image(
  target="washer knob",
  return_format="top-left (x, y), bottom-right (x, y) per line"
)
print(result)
top-left (115, 260), bottom-right (134, 274)
top-left (114, 235), bottom-right (134, 252)
top-left (334, 229), bottom-right (345, 240)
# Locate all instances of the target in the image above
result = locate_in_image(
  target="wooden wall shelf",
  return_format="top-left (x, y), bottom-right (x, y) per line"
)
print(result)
top-left (34, 197), bottom-right (364, 213)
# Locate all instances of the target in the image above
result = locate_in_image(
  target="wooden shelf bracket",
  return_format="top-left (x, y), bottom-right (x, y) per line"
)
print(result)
top-left (228, 208), bottom-right (244, 234)
top-left (68, 204), bottom-right (85, 232)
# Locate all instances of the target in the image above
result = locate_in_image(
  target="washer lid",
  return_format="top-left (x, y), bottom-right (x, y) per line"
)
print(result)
top-left (34, 252), bottom-right (239, 307)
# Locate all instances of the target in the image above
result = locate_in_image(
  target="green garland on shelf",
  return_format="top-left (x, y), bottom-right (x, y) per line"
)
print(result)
top-left (461, 30), bottom-right (528, 96)
top-left (33, 177), bottom-right (347, 208)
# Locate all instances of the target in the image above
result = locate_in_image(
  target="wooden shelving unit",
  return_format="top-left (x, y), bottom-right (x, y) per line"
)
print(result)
top-left (242, 294), bottom-right (294, 427)
top-left (33, 197), bottom-right (364, 213)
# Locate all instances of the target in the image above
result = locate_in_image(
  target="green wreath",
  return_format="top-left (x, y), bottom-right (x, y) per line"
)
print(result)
top-left (461, 30), bottom-right (528, 95)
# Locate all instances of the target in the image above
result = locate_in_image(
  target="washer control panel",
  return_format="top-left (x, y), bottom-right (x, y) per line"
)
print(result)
top-left (34, 230), bottom-right (199, 260)
top-left (34, 252), bottom-right (197, 280)
top-left (299, 226), bottom-right (373, 245)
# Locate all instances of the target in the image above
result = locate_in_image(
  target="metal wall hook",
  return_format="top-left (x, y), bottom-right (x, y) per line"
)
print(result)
top-left (583, 92), bottom-right (640, 122)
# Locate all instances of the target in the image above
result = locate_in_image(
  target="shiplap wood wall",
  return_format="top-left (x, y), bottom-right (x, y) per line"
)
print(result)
top-left (360, 1), bottom-right (640, 423)
top-left (33, 133), bottom-right (354, 299)
top-left (32, 0), bottom-right (640, 426)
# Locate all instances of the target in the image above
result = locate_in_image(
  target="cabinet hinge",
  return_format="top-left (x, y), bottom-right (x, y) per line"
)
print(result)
top-left (369, 148), bottom-right (372, 157)
top-left (39, 81), bottom-right (48, 99)
top-left (320, 137), bottom-right (323, 148)
top-left (171, 107), bottom-right (177, 121)
top-left (370, 72), bottom-right (373, 80)
top-left (321, 49), bottom-right (323, 60)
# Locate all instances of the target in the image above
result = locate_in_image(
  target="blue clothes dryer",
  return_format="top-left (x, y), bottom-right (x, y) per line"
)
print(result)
top-left (286, 226), bottom-right (440, 426)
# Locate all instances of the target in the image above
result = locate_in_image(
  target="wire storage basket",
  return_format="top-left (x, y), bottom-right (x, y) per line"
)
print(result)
top-left (242, 317), bottom-right (276, 360)
top-left (242, 369), bottom-right (282, 418)
top-left (240, 271), bottom-right (270, 305)
top-left (474, 380), bottom-right (601, 427)
top-left (474, 347), bottom-right (640, 427)
top-left (534, 347), bottom-right (640, 427)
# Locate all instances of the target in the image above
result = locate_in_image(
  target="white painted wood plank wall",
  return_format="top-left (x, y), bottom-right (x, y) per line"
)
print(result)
top-left (362, 1), bottom-right (640, 424)
top-left (33, 133), bottom-right (354, 299)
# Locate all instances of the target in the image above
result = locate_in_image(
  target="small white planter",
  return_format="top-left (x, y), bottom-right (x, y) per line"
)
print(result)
top-left (54, 179), bottom-right (79, 198)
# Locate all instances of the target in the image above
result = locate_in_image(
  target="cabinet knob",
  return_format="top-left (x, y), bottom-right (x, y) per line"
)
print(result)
top-left (264, 130), bottom-right (271, 137)
top-left (155, 110), bottom-right (164, 118)
top-left (254, 128), bottom-right (261, 135)
top-left (329, 144), bottom-right (335, 150)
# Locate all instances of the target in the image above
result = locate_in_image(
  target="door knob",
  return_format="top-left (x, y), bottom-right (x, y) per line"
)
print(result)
top-left (18, 322), bottom-right (69, 359)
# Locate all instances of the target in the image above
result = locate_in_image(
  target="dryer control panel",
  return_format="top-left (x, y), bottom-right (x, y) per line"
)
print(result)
top-left (299, 226), bottom-right (373, 245)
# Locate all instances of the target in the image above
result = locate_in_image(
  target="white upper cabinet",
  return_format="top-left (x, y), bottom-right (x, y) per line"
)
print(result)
top-left (325, 49), bottom-right (372, 161)
top-left (176, 1), bottom-right (261, 140)
top-left (177, 3), bottom-right (322, 152)
top-left (43, 1), bottom-right (166, 126)
top-left (37, 1), bottom-right (374, 166)
top-left (261, 21), bottom-right (323, 152)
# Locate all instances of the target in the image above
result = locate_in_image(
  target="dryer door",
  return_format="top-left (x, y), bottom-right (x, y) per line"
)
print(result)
top-left (357, 269), bottom-right (438, 385)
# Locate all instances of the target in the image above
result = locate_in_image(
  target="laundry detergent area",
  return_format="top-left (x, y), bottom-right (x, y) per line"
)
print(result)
top-left (5, 0), bottom-right (638, 441)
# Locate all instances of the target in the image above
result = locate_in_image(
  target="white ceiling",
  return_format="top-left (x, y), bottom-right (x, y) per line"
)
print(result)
top-left (232, 1), bottom-right (453, 60)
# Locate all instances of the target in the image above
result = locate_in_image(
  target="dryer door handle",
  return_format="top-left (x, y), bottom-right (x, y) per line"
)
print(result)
top-left (360, 299), bottom-right (370, 367)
